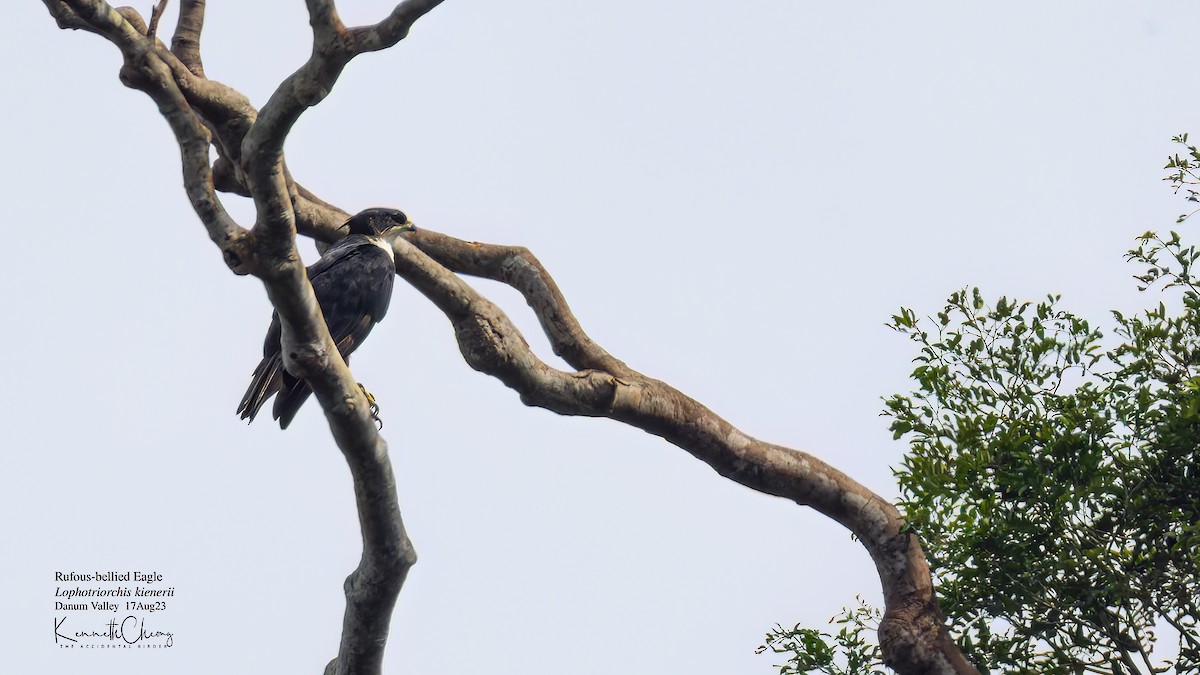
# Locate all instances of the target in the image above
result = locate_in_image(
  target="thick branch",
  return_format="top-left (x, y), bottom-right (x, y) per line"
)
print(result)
top-left (388, 234), bottom-right (981, 675)
top-left (304, 347), bottom-right (417, 675)
top-left (407, 230), bottom-right (631, 375)
top-left (244, 0), bottom-right (443, 255)
top-left (306, 0), bottom-right (345, 48)
top-left (50, 0), bottom-right (248, 271)
top-left (346, 0), bottom-right (445, 53)
top-left (170, 0), bottom-right (206, 76)
top-left (42, 0), bottom-right (100, 33)
top-left (42, 3), bottom-right (437, 675)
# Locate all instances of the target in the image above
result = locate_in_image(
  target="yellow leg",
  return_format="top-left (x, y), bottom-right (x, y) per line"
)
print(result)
top-left (358, 383), bottom-right (383, 429)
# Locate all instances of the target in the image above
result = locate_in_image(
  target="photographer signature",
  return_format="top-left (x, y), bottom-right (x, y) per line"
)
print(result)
top-left (55, 615), bottom-right (174, 647)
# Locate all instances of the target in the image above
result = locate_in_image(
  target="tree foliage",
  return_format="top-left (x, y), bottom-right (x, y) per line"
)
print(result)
top-left (764, 142), bottom-right (1200, 674)
top-left (756, 598), bottom-right (886, 675)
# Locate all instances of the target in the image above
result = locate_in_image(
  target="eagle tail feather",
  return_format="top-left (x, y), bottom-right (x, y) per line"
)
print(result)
top-left (272, 374), bottom-right (314, 430)
top-left (237, 354), bottom-right (282, 422)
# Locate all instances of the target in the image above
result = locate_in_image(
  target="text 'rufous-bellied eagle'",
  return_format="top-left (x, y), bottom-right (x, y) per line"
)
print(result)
top-left (237, 207), bottom-right (413, 429)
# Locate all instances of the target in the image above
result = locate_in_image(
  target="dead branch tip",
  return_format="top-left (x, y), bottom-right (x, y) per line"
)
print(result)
top-left (148, 0), bottom-right (169, 40)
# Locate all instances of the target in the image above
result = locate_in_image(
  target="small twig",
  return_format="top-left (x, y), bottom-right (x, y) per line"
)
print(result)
top-left (147, 0), bottom-right (168, 40)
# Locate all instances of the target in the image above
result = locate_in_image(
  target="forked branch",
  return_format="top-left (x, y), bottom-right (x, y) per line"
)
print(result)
top-left (42, 2), bottom-right (426, 674)
top-left (385, 234), bottom-right (979, 675)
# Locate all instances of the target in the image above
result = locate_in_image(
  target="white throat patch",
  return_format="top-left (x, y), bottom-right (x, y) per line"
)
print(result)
top-left (369, 236), bottom-right (397, 263)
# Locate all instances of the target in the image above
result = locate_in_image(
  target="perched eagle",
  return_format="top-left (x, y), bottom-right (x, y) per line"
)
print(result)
top-left (237, 207), bottom-right (414, 428)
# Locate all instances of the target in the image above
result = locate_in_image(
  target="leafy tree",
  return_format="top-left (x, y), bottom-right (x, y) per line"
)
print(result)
top-left (762, 142), bottom-right (1200, 674)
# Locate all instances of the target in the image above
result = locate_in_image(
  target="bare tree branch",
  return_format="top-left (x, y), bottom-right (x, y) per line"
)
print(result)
top-left (245, 0), bottom-right (443, 255)
top-left (115, 6), bottom-right (148, 34)
top-left (146, 0), bottom-right (167, 40)
top-left (405, 231), bottom-right (631, 374)
top-left (347, 0), bottom-right (445, 53)
top-left (387, 234), bottom-right (979, 674)
top-left (308, 356), bottom-right (416, 675)
top-left (42, 0), bottom-right (93, 32)
top-left (40, 3), bottom-right (433, 674)
top-left (170, 0), bottom-right (205, 76)
top-left (47, 0), bottom-right (247, 270)
top-left (306, 0), bottom-right (344, 48)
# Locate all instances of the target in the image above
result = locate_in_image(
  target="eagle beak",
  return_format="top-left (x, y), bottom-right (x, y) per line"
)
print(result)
top-left (383, 220), bottom-right (416, 238)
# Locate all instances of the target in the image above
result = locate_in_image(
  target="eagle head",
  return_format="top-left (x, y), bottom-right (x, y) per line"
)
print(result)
top-left (344, 208), bottom-right (415, 237)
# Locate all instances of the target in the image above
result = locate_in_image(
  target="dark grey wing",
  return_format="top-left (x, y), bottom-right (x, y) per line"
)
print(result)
top-left (271, 239), bottom-right (395, 428)
top-left (304, 234), bottom-right (370, 279)
top-left (239, 236), bottom-right (396, 429)
top-left (309, 241), bottom-right (396, 359)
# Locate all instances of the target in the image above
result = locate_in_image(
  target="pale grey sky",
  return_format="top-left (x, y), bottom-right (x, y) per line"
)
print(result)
top-left (2, 2), bottom-right (1196, 673)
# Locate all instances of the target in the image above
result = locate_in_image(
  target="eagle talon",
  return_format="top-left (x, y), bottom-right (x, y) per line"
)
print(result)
top-left (358, 383), bottom-right (383, 429)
